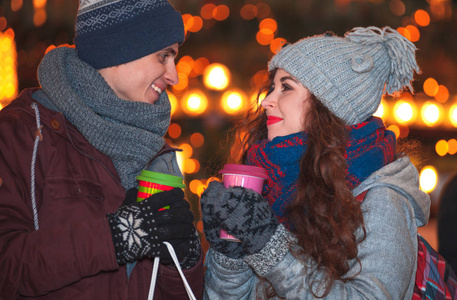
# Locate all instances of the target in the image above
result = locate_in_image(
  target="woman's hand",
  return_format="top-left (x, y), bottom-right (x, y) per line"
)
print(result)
top-left (201, 181), bottom-right (279, 256)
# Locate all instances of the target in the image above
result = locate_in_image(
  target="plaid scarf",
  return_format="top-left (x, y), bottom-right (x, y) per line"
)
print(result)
top-left (246, 116), bottom-right (396, 223)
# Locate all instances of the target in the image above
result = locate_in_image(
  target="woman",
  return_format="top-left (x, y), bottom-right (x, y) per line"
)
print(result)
top-left (200, 26), bottom-right (430, 299)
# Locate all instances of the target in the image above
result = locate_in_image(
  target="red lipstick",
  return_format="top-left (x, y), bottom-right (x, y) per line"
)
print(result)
top-left (266, 116), bottom-right (283, 126)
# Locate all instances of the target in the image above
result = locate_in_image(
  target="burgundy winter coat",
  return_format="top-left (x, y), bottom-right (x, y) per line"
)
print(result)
top-left (0, 89), bottom-right (204, 299)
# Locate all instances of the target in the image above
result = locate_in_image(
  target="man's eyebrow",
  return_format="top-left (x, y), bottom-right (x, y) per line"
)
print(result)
top-left (163, 47), bottom-right (178, 57)
top-left (280, 76), bottom-right (298, 83)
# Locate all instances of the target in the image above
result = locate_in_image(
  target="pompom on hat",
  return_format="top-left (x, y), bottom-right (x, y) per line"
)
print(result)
top-left (268, 26), bottom-right (420, 125)
top-left (74, 0), bottom-right (184, 69)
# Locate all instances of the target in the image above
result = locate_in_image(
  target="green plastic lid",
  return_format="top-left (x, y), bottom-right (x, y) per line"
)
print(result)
top-left (136, 170), bottom-right (185, 188)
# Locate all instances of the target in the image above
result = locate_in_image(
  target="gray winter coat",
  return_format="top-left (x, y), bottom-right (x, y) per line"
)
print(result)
top-left (204, 155), bottom-right (430, 299)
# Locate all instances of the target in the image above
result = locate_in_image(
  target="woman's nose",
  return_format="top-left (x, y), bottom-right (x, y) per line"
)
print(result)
top-left (261, 93), bottom-right (275, 109)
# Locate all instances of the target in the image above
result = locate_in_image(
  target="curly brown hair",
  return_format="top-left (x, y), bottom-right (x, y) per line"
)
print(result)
top-left (229, 69), bottom-right (366, 297)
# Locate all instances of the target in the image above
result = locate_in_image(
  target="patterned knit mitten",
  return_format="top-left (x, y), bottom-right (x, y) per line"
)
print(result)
top-left (202, 181), bottom-right (279, 255)
top-left (107, 188), bottom-right (196, 265)
top-left (201, 182), bottom-right (244, 258)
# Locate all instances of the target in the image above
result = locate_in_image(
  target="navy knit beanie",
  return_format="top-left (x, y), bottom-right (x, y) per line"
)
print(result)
top-left (74, 0), bottom-right (185, 69)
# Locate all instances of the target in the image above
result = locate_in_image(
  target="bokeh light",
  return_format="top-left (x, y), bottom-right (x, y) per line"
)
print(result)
top-left (450, 104), bottom-right (457, 127)
top-left (390, 0), bottom-right (406, 16)
top-left (435, 140), bottom-right (449, 157)
top-left (11, 0), bottom-right (23, 12)
top-left (203, 63), bottom-right (230, 91)
top-left (419, 166), bottom-right (438, 193)
top-left (168, 92), bottom-right (178, 115)
top-left (387, 124), bottom-right (400, 139)
top-left (179, 143), bottom-right (193, 159)
top-left (421, 101), bottom-right (442, 127)
top-left (201, 3), bottom-right (216, 20)
top-left (213, 5), bottom-right (230, 21)
top-left (434, 85), bottom-right (449, 103)
top-left (190, 132), bottom-right (204, 148)
top-left (168, 123), bottom-right (182, 139)
top-left (172, 73), bottom-right (189, 92)
top-left (393, 100), bottom-right (416, 124)
top-left (240, 4), bottom-right (258, 20)
top-left (404, 25), bottom-right (420, 42)
top-left (182, 90), bottom-right (208, 116)
top-left (0, 28), bottom-right (18, 108)
top-left (221, 90), bottom-right (247, 115)
top-left (423, 78), bottom-right (439, 97)
top-left (414, 9), bottom-right (430, 27)
top-left (448, 139), bottom-right (457, 155)
top-left (256, 28), bottom-right (275, 45)
top-left (270, 37), bottom-right (286, 54)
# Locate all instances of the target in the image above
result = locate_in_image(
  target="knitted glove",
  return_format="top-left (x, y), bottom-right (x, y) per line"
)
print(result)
top-left (107, 188), bottom-right (197, 265)
top-left (201, 182), bottom-right (244, 259)
top-left (201, 181), bottom-right (279, 256)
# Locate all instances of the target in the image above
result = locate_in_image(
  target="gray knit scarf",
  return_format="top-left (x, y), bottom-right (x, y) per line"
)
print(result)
top-left (37, 47), bottom-right (170, 189)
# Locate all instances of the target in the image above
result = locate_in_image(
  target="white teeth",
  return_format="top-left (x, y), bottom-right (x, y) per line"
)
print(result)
top-left (151, 84), bottom-right (162, 94)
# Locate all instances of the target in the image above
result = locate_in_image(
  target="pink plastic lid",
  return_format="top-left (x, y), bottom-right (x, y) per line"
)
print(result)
top-left (219, 164), bottom-right (269, 180)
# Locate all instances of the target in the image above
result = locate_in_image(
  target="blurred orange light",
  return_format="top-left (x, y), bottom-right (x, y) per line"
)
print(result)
top-left (11, 0), bottom-right (23, 12)
top-left (221, 90), bottom-right (247, 115)
top-left (390, 0), bottom-right (406, 16)
top-left (0, 29), bottom-right (18, 107)
top-left (421, 101), bottom-right (442, 127)
top-left (448, 139), bottom-right (457, 155)
top-left (414, 9), bottom-right (430, 27)
top-left (183, 158), bottom-right (200, 174)
top-left (251, 70), bottom-right (269, 89)
top-left (203, 63), bottom-right (230, 91)
top-left (423, 78), bottom-right (439, 97)
top-left (33, 0), bottom-right (46, 9)
top-left (270, 37), bottom-right (286, 54)
top-left (182, 90), bottom-right (208, 116)
top-left (192, 57), bottom-right (210, 76)
top-left (213, 5), bottom-right (230, 21)
top-left (256, 29), bottom-right (275, 45)
top-left (172, 73), bottom-right (189, 92)
top-left (434, 85), bottom-right (449, 103)
top-left (435, 140), bottom-right (448, 157)
top-left (168, 92), bottom-right (178, 115)
top-left (240, 4), bottom-right (258, 20)
top-left (177, 56), bottom-right (195, 75)
top-left (168, 123), bottom-right (182, 139)
top-left (450, 105), bottom-right (457, 127)
top-left (405, 25), bottom-right (420, 42)
top-left (393, 100), bottom-right (416, 124)
top-left (0, 18), bottom-right (6, 32)
top-left (201, 3), bottom-right (216, 20)
top-left (33, 8), bottom-right (47, 27)
top-left (189, 179), bottom-right (203, 195)
top-left (179, 143), bottom-right (193, 159)
top-left (188, 16), bottom-right (203, 33)
top-left (256, 3), bottom-right (271, 19)
top-left (259, 18), bottom-right (277, 33)
top-left (190, 132), bottom-right (205, 148)
top-left (387, 124), bottom-right (401, 139)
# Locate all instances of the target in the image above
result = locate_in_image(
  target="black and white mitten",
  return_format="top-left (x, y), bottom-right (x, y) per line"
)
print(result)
top-left (107, 188), bottom-right (196, 265)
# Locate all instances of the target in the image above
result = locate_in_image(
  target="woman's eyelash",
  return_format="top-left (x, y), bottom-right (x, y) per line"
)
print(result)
top-left (281, 84), bottom-right (291, 91)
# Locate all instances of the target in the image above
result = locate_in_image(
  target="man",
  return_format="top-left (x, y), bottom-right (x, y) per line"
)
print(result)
top-left (0, 0), bottom-right (203, 299)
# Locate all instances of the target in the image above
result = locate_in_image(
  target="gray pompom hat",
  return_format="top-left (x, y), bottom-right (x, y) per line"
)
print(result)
top-left (268, 26), bottom-right (420, 125)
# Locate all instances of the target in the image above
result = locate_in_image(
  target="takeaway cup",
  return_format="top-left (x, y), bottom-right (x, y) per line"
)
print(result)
top-left (218, 164), bottom-right (269, 241)
top-left (136, 170), bottom-right (185, 209)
